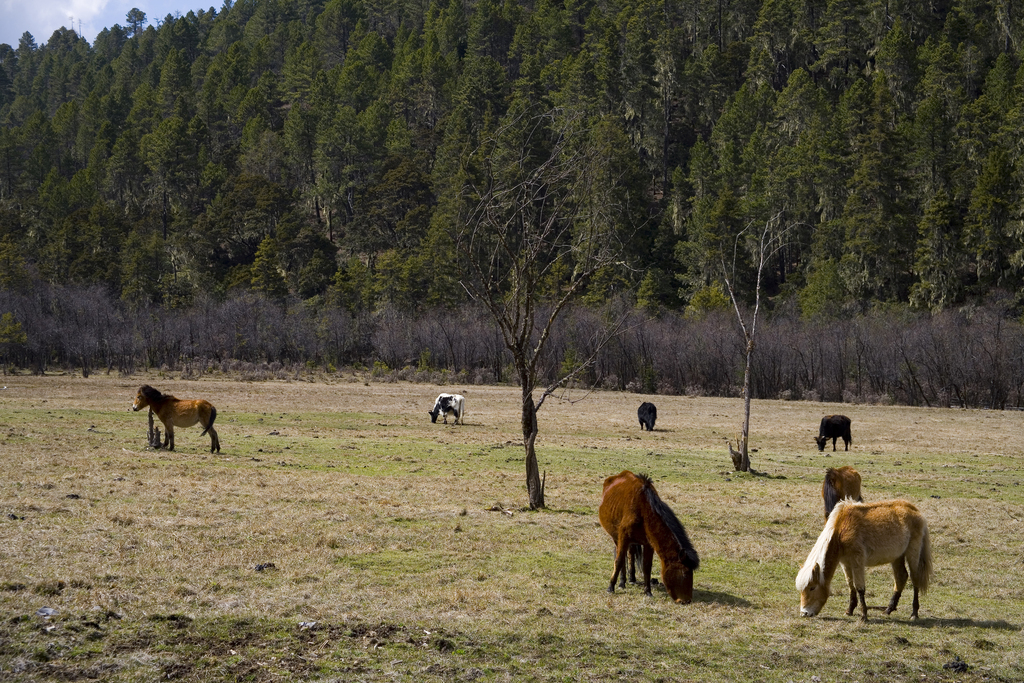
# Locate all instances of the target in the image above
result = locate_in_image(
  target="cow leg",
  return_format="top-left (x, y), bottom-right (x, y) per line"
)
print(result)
top-left (832, 438), bottom-right (838, 451)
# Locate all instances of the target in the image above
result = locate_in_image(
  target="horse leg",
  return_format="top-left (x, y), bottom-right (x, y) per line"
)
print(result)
top-left (886, 590), bottom-right (903, 615)
top-left (627, 544), bottom-right (642, 585)
top-left (163, 424), bottom-right (174, 450)
top-left (911, 586), bottom-right (920, 620)
top-left (616, 544), bottom-right (628, 590)
top-left (885, 559), bottom-right (909, 615)
top-left (208, 426), bottom-right (220, 453)
top-left (846, 561), bottom-right (869, 620)
top-left (642, 546), bottom-right (655, 597)
top-left (621, 546), bottom-right (632, 588)
top-left (839, 563), bottom-right (857, 616)
top-left (608, 539), bottom-right (630, 593)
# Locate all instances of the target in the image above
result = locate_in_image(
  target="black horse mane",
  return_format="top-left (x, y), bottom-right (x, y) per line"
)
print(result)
top-left (638, 473), bottom-right (700, 571)
top-left (139, 385), bottom-right (168, 402)
top-left (823, 468), bottom-right (841, 518)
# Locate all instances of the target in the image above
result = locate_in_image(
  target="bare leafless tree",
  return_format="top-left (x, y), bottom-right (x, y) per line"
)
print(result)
top-left (452, 106), bottom-right (643, 508)
top-left (721, 212), bottom-right (793, 472)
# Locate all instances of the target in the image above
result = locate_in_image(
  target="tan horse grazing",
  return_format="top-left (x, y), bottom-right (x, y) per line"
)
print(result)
top-left (132, 385), bottom-right (220, 453)
top-left (599, 470), bottom-right (700, 603)
top-left (797, 499), bottom-right (932, 621)
top-left (822, 466), bottom-right (863, 520)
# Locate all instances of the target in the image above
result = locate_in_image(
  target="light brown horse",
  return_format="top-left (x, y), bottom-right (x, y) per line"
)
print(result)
top-left (797, 499), bottom-right (932, 621)
top-left (132, 385), bottom-right (220, 453)
top-left (822, 466), bottom-right (863, 520)
top-left (599, 470), bottom-right (700, 603)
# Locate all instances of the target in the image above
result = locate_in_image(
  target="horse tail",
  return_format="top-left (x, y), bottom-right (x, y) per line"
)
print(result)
top-left (822, 469), bottom-right (840, 518)
top-left (915, 522), bottom-right (932, 594)
top-left (201, 405), bottom-right (217, 436)
top-left (641, 481), bottom-right (700, 571)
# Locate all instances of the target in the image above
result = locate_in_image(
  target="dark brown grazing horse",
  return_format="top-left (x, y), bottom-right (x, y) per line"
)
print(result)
top-left (132, 385), bottom-right (220, 453)
top-left (599, 470), bottom-right (700, 603)
top-left (822, 466), bottom-right (863, 520)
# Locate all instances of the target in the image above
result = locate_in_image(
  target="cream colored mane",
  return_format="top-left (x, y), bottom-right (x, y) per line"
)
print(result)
top-left (795, 498), bottom-right (859, 590)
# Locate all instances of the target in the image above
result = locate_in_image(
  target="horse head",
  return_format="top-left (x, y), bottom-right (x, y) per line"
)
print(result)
top-left (133, 385), bottom-right (160, 412)
top-left (798, 563), bottom-right (829, 617)
top-left (662, 563), bottom-right (694, 604)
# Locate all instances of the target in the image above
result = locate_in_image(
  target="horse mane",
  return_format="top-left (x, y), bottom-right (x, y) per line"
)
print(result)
top-left (139, 385), bottom-right (167, 403)
top-left (638, 474), bottom-right (700, 571)
top-left (796, 498), bottom-right (855, 590)
top-left (822, 468), bottom-right (841, 517)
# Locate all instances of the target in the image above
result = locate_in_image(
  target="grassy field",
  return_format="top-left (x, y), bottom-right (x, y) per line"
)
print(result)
top-left (0, 373), bottom-right (1021, 682)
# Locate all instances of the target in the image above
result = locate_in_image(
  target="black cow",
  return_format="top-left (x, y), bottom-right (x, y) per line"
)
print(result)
top-left (815, 415), bottom-right (852, 451)
top-left (638, 402), bottom-right (657, 431)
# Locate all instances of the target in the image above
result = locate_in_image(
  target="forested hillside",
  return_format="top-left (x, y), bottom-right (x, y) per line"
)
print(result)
top-left (2, 0), bottom-right (1024, 406)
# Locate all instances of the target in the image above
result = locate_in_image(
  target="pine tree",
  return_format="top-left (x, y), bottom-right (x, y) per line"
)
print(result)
top-left (251, 235), bottom-right (289, 301)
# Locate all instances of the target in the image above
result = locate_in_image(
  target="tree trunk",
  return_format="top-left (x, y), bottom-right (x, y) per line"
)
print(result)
top-left (739, 339), bottom-right (752, 472)
top-left (522, 388), bottom-right (545, 509)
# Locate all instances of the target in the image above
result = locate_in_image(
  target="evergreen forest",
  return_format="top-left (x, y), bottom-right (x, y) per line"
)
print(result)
top-left (2, 0), bottom-right (1024, 407)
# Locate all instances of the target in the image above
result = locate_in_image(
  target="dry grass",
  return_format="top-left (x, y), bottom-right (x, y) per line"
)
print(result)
top-left (0, 372), bottom-right (1022, 682)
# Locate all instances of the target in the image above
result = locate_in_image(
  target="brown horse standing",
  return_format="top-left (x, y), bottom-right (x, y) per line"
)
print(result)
top-left (599, 470), bottom-right (700, 603)
top-left (132, 385), bottom-right (220, 453)
top-left (822, 466), bottom-right (863, 520)
top-left (797, 499), bottom-right (932, 621)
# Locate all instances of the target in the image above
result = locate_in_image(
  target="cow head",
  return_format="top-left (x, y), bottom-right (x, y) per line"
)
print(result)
top-left (428, 409), bottom-right (439, 423)
top-left (814, 436), bottom-right (827, 451)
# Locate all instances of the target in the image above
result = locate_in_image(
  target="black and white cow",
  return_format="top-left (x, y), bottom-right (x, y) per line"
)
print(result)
top-left (637, 402), bottom-right (657, 431)
top-left (428, 393), bottom-right (465, 424)
top-left (815, 414), bottom-right (852, 451)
